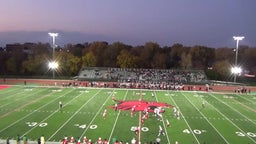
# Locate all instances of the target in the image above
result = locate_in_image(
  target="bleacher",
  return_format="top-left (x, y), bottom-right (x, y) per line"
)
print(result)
top-left (76, 67), bottom-right (207, 84)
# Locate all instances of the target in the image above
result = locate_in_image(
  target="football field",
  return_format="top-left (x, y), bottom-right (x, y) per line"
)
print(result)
top-left (0, 85), bottom-right (255, 144)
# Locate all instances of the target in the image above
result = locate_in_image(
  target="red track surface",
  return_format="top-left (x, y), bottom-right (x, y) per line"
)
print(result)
top-left (0, 85), bottom-right (10, 90)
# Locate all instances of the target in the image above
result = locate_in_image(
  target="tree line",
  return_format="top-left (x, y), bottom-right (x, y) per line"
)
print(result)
top-left (0, 41), bottom-right (255, 82)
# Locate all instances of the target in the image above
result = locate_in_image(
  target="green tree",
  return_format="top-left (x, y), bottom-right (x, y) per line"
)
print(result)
top-left (55, 51), bottom-right (81, 76)
top-left (0, 51), bottom-right (9, 75)
top-left (82, 51), bottom-right (97, 67)
top-left (169, 44), bottom-right (188, 68)
top-left (215, 48), bottom-right (234, 62)
top-left (88, 41), bottom-right (108, 67)
top-left (189, 46), bottom-right (214, 69)
top-left (6, 57), bottom-right (17, 74)
top-left (103, 42), bottom-right (130, 67)
top-left (22, 55), bottom-right (48, 75)
top-left (151, 52), bottom-right (167, 69)
top-left (212, 60), bottom-right (231, 80)
top-left (139, 42), bottom-right (160, 68)
top-left (180, 52), bottom-right (192, 69)
top-left (117, 49), bottom-right (139, 68)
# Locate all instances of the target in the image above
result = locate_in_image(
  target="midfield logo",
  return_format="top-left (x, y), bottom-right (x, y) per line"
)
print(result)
top-left (109, 100), bottom-right (172, 112)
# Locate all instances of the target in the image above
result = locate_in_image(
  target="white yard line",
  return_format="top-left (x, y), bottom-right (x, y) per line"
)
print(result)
top-left (48, 89), bottom-right (103, 140)
top-left (212, 94), bottom-right (256, 125)
top-left (0, 86), bottom-right (24, 100)
top-left (168, 91), bottom-right (200, 144)
top-left (22, 88), bottom-right (89, 138)
top-left (0, 89), bottom-right (74, 134)
top-left (0, 88), bottom-right (44, 109)
top-left (108, 90), bottom-right (128, 141)
top-left (154, 91), bottom-right (170, 144)
top-left (209, 93), bottom-right (256, 143)
top-left (79, 89), bottom-right (113, 139)
top-left (183, 92), bottom-right (230, 144)
top-left (235, 94), bottom-right (256, 104)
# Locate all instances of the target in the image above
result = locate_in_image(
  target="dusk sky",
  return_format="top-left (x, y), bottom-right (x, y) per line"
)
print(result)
top-left (0, 0), bottom-right (255, 48)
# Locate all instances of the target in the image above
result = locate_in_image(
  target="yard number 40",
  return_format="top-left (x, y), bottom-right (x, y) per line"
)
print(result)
top-left (183, 129), bottom-right (206, 135)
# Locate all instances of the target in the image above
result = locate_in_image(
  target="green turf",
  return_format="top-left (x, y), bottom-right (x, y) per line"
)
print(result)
top-left (0, 86), bottom-right (255, 144)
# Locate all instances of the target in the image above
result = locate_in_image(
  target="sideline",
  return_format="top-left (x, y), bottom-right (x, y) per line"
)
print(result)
top-left (0, 139), bottom-right (60, 144)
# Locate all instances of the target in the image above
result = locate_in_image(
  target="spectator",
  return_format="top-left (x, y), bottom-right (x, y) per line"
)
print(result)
top-left (40, 135), bottom-right (45, 144)
top-left (16, 134), bottom-right (20, 144)
top-left (6, 137), bottom-right (10, 144)
top-left (23, 135), bottom-right (28, 144)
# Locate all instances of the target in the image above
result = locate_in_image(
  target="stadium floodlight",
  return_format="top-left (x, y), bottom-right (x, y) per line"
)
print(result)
top-left (231, 66), bottom-right (242, 75)
top-left (48, 32), bottom-right (58, 79)
top-left (48, 61), bottom-right (59, 70)
top-left (233, 36), bottom-right (244, 82)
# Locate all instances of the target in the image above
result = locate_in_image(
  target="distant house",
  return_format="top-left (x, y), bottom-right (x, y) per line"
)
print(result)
top-left (5, 43), bottom-right (35, 54)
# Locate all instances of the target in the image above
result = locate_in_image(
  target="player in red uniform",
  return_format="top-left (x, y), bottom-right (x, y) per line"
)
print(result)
top-left (82, 136), bottom-right (87, 144)
top-left (135, 126), bottom-right (140, 135)
top-left (103, 139), bottom-right (108, 144)
top-left (141, 117), bottom-right (145, 125)
top-left (70, 136), bottom-right (75, 144)
top-left (97, 137), bottom-right (102, 144)
top-left (87, 139), bottom-right (92, 144)
top-left (131, 105), bottom-right (135, 117)
top-left (77, 139), bottom-right (81, 144)
top-left (62, 137), bottom-right (68, 144)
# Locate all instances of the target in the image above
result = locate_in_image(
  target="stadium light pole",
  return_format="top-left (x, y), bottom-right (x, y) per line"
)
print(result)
top-left (233, 36), bottom-right (244, 82)
top-left (48, 32), bottom-right (58, 79)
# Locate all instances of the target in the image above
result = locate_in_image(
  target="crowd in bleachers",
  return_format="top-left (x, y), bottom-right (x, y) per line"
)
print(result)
top-left (77, 67), bottom-right (207, 84)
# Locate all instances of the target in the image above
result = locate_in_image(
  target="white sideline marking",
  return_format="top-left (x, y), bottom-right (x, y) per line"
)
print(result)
top-left (23, 89), bottom-right (88, 137)
top-left (168, 91), bottom-right (200, 144)
top-left (183, 92), bottom-right (230, 144)
top-left (209, 94), bottom-right (256, 143)
top-left (79, 89), bottom-right (113, 139)
top-left (108, 90), bottom-right (129, 141)
top-left (0, 88), bottom-right (44, 109)
top-left (0, 89), bottom-right (74, 134)
top-left (48, 89), bottom-right (103, 140)
top-left (155, 91), bottom-right (170, 144)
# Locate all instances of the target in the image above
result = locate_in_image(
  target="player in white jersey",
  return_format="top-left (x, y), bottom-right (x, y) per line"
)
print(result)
top-left (59, 101), bottom-right (62, 110)
top-left (202, 100), bottom-right (205, 108)
top-left (131, 138), bottom-right (136, 144)
top-left (177, 110), bottom-right (180, 120)
top-left (158, 125), bottom-right (165, 136)
top-left (173, 106), bottom-right (177, 117)
top-left (114, 103), bottom-right (118, 111)
top-left (103, 109), bottom-right (107, 120)
top-left (166, 119), bottom-right (170, 127)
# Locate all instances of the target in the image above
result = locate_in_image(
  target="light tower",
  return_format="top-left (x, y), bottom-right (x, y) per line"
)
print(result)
top-left (232, 36), bottom-right (244, 82)
top-left (48, 32), bottom-right (58, 79)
